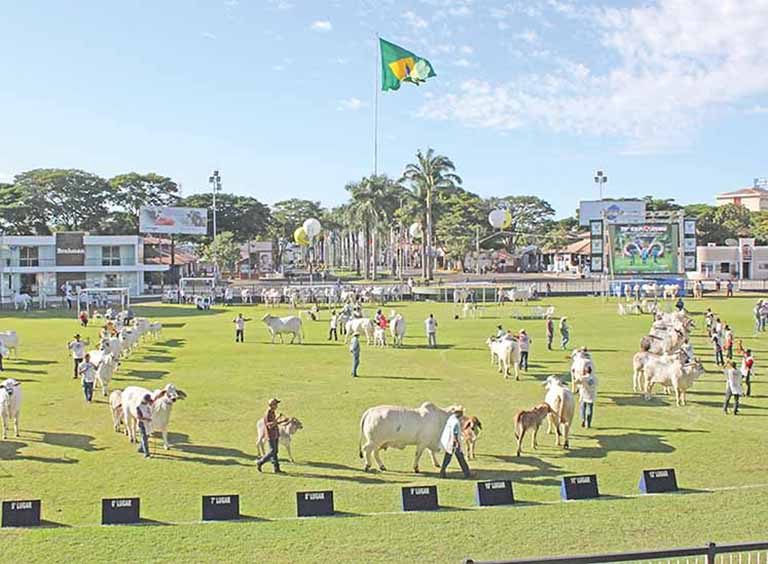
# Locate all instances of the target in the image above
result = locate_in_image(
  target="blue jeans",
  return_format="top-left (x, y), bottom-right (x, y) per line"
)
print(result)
top-left (258, 437), bottom-right (280, 471)
top-left (561, 332), bottom-right (570, 349)
top-left (138, 421), bottom-right (150, 457)
top-left (82, 381), bottom-right (93, 402)
top-left (351, 353), bottom-right (359, 377)
top-left (580, 401), bottom-right (594, 428)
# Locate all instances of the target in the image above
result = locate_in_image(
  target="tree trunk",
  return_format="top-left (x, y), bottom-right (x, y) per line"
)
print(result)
top-left (372, 228), bottom-right (377, 281)
top-left (363, 224), bottom-right (371, 280)
top-left (354, 232), bottom-right (361, 276)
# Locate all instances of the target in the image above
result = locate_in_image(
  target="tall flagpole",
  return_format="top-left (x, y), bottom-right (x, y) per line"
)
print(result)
top-left (374, 34), bottom-right (380, 176)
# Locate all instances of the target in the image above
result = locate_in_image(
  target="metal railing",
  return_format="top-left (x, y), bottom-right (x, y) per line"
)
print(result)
top-left (464, 541), bottom-right (768, 564)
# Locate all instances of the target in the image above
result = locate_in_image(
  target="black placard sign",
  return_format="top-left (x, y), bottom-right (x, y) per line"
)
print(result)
top-left (296, 490), bottom-right (334, 517)
top-left (102, 497), bottom-right (140, 525)
top-left (2, 500), bottom-right (41, 527)
top-left (560, 474), bottom-right (600, 500)
top-left (401, 485), bottom-right (439, 512)
top-left (639, 468), bottom-right (678, 494)
top-left (475, 480), bottom-right (515, 507)
top-left (202, 495), bottom-right (240, 521)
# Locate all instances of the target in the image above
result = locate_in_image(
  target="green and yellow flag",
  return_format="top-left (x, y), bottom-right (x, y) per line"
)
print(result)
top-left (380, 38), bottom-right (436, 91)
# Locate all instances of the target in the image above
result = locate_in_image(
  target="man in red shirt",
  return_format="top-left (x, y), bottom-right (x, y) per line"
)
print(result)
top-left (741, 349), bottom-right (755, 397)
top-left (257, 398), bottom-right (288, 473)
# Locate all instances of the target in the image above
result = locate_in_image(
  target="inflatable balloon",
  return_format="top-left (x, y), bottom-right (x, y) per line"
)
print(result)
top-left (303, 218), bottom-right (322, 239)
top-left (488, 209), bottom-right (507, 229)
top-left (294, 226), bottom-right (310, 246)
top-left (502, 209), bottom-right (512, 229)
top-left (408, 222), bottom-right (423, 239)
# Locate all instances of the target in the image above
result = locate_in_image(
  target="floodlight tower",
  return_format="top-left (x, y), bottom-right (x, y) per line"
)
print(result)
top-left (209, 170), bottom-right (222, 238)
top-left (594, 170), bottom-right (608, 199)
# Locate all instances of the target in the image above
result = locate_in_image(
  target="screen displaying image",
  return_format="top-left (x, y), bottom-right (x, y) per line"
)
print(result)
top-left (610, 223), bottom-right (679, 274)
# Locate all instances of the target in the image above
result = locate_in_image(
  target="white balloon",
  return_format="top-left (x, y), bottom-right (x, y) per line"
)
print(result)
top-left (303, 218), bottom-right (322, 238)
top-left (488, 209), bottom-right (507, 229)
top-left (408, 222), bottom-right (423, 239)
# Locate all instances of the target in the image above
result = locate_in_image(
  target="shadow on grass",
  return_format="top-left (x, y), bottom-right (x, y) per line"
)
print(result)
top-left (362, 375), bottom-right (443, 381)
top-left (161, 323), bottom-right (187, 329)
top-left (288, 470), bottom-right (411, 485)
top-left (26, 430), bottom-right (103, 452)
top-left (173, 443), bottom-right (257, 461)
top-left (4, 368), bottom-right (46, 375)
top-left (140, 355), bottom-right (174, 363)
top-left (121, 369), bottom-right (170, 381)
top-left (606, 394), bottom-right (670, 408)
top-left (134, 307), bottom-right (217, 319)
top-left (565, 432), bottom-right (675, 459)
top-left (154, 339), bottom-right (186, 349)
top-left (13, 359), bottom-right (57, 366)
top-left (0, 441), bottom-right (79, 466)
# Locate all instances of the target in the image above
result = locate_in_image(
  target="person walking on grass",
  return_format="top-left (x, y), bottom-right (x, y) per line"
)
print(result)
top-left (724, 325), bottom-right (734, 360)
top-left (575, 365), bottom-right (598, 429)
top-left (726, 279), bottom-right (734, 297)
top-left (559, 317), bottom-right (570, 350)
top-left (705, 309), bottom-right (714, 337)
top-left (67, 334), bottom-right (87, 379)
top-left (349, 332), bottom-right (360, 378)
top-left (77, 353), bottom-right (97, 402)
top-left (496, 325), bottom-right (505, 340)
top-left (425, 314), bottom-right (438, 348)
top-left (518, 329), bottom-right (530, 371)
top-left (545, 316), bottom-right (554, 350)
top-left (257, 398), bottom-right (287, 473)
top-left (741, 349), bottom-right (754, 397)
top-left (723, 361), bottom-right (742, 415)
top-left (328, 310), bottom-right (338, 341)
top-left (136, 394), bottom-right (153, 458)
top-left (712, 332), bottom-right (724, 367)
top-left (232, 313), bottom-right (251, 343)
top-left (439, 406), bottom-right (471, 479)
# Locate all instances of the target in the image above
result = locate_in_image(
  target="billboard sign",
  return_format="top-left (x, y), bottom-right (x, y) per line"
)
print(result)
top-left (579, 200), bottom-right (645, 226)
top-left (609, 223), bottom-right (679, 274)
top-left (56, 232), bottom-right (85, 266)
top-left (139, 207), bottom-right (208, 235)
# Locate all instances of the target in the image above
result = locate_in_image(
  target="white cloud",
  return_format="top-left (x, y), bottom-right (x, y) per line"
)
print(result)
top-left (453, 58), bottom-right (471, 67)
top-left (421, 0), bottom-right (768, 152)
top-left (201, 31), bottom-right (217, 40)
top-left (459, 45), bottom-right (474, 55)
top-left (404, 10), bottom-right (428, 30)
top-left (337, 97), bottom-right (368, 111)
top-left (514, 30), bottom-right (539, 44)
top-left (267, 0), bottom-right (293, 9)
top-left (0, 172), bottom-right (13, 183)
top-left (749, 105), bottom-right (768, 114)
top-left (310, 20), bottom-right (332, 32)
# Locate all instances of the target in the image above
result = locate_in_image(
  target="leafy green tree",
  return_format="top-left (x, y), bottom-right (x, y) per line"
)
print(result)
top-left (486, 195), bottom-right (555, 249)
top-left (643, 196), bottom-right (681, 212)
top-left (270, 199), bottom-right (325, 269)
top-left (400, 149), bottom-right (463, 279)
top-left (179, 193), bottom-right (272, 242)
top-left (0, 183), bottom-right (42, 234)
top-left (109, 173), bottom-right (180, 233)
top-left (346, 176), bottom-right (398, 280)
top-left (95, 211), bottom-right (138, 235)
top-left (202, 231), bottom-right (242, 273)
top-left (434, 189), bottom-right (487, 270)
top-left (13, 169), bottom-right (114, 232)
top-left (752, 211), bottom-right (768, 245)
top-left (695, 204), bottom-right (752, 244)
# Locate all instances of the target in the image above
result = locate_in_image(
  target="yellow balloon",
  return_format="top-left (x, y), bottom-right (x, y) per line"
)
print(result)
top-left (294, 226), bottom-right (310, 246)
top-left (502, 210), bottom-right (512, 229)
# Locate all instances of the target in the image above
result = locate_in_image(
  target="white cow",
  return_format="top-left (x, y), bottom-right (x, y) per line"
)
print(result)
top-left (0, 331), bottom-right (19, 358)
top-left (544, 376), bottom-right (575, 449)
top-left (147, 322), bottom-right (162, 340)
top-left (390, 313), bottom-right (406, 347)
top-left (373, 326), bottom-right (387, 347)
top-left (358, 402), bottom-right (459, 473)
top-left (662, 284), bottom-right (679, 300)
top-left (256, 417), bottom-right (303, 463)
top-left (486, 337), bottom-right (520, 380)
top-left (261, 314), bottom-right (303, 344)
top-left (13, 293), bottom-right (32, 311)
top-left (122, 383), bottom-right (187, 449)
top-left (241, 288), bottom-right (252, 304)
top-left (645, 357), bottom-right (705, 405)
top-left (109, 389), bottom-right (124, 432)
top-left (94, 352), bottom-right (119, 396)
top-left (570, 349), bottom-right (594, 391)
top-left (641, 327), bottom-right (684, 356)
top-left (0, 378), bottom-right (22, 439)
top-left (344, 318), bottom-right (375, 345)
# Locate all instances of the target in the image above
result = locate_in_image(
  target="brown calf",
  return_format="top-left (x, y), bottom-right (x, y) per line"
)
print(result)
top-left (513, 403), bottom-right (553, 456)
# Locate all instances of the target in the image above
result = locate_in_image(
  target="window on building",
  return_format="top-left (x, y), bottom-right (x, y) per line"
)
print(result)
top-left (734, 197), bottom-right (742, 206)
top-left (720, 262), bottom-right (731, 274)
top-left (19, 246), bottom-right (39, 267)
top-left (758, 263), bottom-right (768, 271)
top-left (102, 246), bottom-right (121, 266)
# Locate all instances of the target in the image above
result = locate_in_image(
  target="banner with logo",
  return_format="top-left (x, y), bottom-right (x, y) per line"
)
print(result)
top-left (740, 238), bottom-right (755, 262)
top-left (579, 200), bottom-right (645, 226)
top-left (609, 223), bottom-right (679, 274)
top-left (139, 207), bottom-right (208, 235)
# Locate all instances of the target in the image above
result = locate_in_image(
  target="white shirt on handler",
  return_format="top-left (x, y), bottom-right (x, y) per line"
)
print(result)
top-left (440, 413), bottom-right (461, 454)
top-left (725, 368), bottom-right (743, 395)
top-left (68, 340), bottom-right (86, 359)
top-left (576, 373), bottom-right (598, 403)
top-left (424, 317), bottom-right (437, 334)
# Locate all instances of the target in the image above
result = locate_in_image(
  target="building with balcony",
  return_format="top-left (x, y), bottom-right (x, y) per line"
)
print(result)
top-left (715, 186), bottom-right (768, 211)
top-left (0, 233), bottom-right (169, 297)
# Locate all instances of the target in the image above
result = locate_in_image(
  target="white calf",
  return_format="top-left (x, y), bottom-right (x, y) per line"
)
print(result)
top-left (0, 379), bottom-right (22, 439)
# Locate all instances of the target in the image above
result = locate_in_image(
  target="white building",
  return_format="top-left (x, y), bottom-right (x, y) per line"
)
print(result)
top-left (696, 238), bottom-right (764, 280)
top-left (715, 186), bottom-right (768, 212)
top-left (0, 233), bottom-right (169, 298)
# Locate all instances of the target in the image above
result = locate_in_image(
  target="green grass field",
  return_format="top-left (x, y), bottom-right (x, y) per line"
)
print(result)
top-left (0, 296), bottom-right (766, 563)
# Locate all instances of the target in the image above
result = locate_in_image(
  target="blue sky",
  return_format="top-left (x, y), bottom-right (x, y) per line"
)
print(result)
top-left (1, 0), bottom-right (767, 218)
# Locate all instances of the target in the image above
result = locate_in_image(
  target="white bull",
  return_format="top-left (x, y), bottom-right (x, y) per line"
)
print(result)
top-left (486, 337), bottom-right (520, 380)
top-left (358, 402), bottom-right (459, 473)
top-left (94, 352), bottom-right (119, 397)
top-left (390, 313), bottom-right (406, 347)
top-left (570, 349), bottom-right (594, 391)
top-left (109, 389), bottom-right (124, 432)
top-left (0, 331), bottom-right (20, 358)
top-left (344, 318), bottom-right (375, 345)
top-left (0, 378), bottom-right (21, 439)
top-left (122, 383), bottom-right (187, 449)
top-left (544, 376), bottom-right (575, 449)
top-left (261, 314), bottom-right (303, 344)
top-left (13, 293), bottom-right (32, 311)
top-left (645, 357), bottom-right (705, 406)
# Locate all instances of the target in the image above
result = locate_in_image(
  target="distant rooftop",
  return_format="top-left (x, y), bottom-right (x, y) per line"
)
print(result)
top-left (717, 187), bottom-right (768, 198)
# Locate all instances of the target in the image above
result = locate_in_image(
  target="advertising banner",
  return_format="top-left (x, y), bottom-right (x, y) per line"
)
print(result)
top-left (139, 207), bottom-right (208, 235)
top-left (609, 223), bottom-right (679, 274)
top-left (579, 200), bottom-right (645, 226)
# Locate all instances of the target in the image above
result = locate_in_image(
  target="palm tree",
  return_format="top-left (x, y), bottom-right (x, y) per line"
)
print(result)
top-left (400, 149), bottom-right (462, 279)
top-left (347, 176), bottom-right (395, 280)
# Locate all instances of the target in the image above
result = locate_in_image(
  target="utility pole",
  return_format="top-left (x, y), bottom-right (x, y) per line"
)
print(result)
top-left (208, 170), bottom-right (222, 238)
top-left (594, 170), bottom-right (608, 199)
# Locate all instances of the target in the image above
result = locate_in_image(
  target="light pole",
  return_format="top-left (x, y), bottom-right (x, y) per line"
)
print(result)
top-left (208, 170), bottom-right (222, 238)
top-left (594, 170), bottom-right (608, 199)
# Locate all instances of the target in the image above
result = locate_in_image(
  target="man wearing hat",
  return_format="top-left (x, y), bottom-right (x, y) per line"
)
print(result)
top-left (439, 406), bottom-right (471, 479)
top-left (257, 398), bottom-right (288, 473)
top-left (545, 316), bottom-right (554, 350)
top-left (349, 331), bottom-right (361, 378)
top-left (67, 334), bottom-right (87, 379)
top-left (518, 329), bottom-right (530, 371)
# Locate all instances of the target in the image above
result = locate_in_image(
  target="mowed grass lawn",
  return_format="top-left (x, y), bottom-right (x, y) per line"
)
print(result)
top-left (1, 296), bottom-right (767, 563)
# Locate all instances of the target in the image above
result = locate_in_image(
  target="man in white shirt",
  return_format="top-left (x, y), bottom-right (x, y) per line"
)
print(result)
top-left (232, 313), bottom-right (250, 343)
top-left (575, 365), bottom-right (598, 428)
top-left (77, 353), bottom-right (98, 402)
top-left (518, 330), bottom-right (531, 371)
top-left (439, 407), bottom-right (470, 479)
top-left (136, 394), bottom-right (153, 458)
top-left (425, 314), bottom-right (438, 348)
top-left (328, 311), bottom-right (338, 342)
top-left (67, 334), bottom-right (87, 379)
top-left (723, 361), bottom-right (742, 415)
